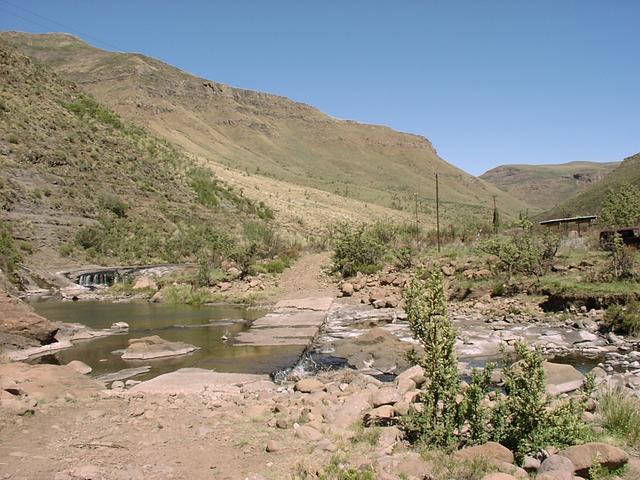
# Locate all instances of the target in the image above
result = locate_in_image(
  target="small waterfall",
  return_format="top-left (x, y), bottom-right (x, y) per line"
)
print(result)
top-left (77, 271), bottom-right (117, 288)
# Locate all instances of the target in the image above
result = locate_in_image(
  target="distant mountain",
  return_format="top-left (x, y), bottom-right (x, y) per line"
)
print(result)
top-left (542, 153), bottom-right (640, 220)
top-left (0, 31), bottom-right (528, 224)
top-left (480, 161), bottom-right (619, 211)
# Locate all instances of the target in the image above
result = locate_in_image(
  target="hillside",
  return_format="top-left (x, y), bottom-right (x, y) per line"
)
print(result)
top-left (541, 153), bottom-right (640, 220)
top-left (0, 31), bottom-right (528, 224)
top-left (480, 161), bottom-right (619, 211)
top-left (0, 41), bottom-right (271, 272)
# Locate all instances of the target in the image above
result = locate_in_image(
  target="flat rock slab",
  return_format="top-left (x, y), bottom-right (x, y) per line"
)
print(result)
top-left (130, 368), bottom-right (272, 395)
top-left (274, 297), bottom-right (334, 312)
top-left (234, 326), bottom-right (319, 346)
top-left (233, 297), bottom-right (333, 347)
top-left (251, 311), bottom-right (326, 328)
top-left (96, 366), bottom-right (152, 383)
top-left (121, 335), bottom-right (199, 360)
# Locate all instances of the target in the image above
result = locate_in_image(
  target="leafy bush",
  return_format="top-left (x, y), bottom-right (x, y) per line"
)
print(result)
top-left (332, 223), bottom-right (386, 277)
top-left (402, 270), bottom-right (461, 448)
top-left (606, 234), bottom-right (636, 280)
top-left (0, 218), bottom-right (21, 282)
top-left (479, 219), bottom-right (559, 279)
top-left (400, 269), bottom-right (590, 461)
top-left (493, 342), bottom-right (589, 462)
top-left (601, 183), bottom-right (640, 228)
top-left (98, 194), bottom-right (128, 218)
top-left (602, 301), bottom-right (640, 336)
top-left (75, 225), bottom-right (104, 250)
top-left (189, 167), bottom-right (221, 208)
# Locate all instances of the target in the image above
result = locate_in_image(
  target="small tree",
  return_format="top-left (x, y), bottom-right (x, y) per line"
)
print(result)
top-left (480, 219), bottom-right (559, 279)
top-left (601, 183), bottom-right (640, 228)
top-left (492, 342), bottom-right (588, 462)
top-left (402, 270), bottom-right (461, 447)
top-left (332, 223), bottom-right (385, 277)
top-left (607, 233), bottom-right (636, 279)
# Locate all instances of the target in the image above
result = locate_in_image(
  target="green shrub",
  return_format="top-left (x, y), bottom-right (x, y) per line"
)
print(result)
top-left (479, 219), bottom-right (559, 279)
top-left (318, 455), bottom-right (376, 480)
top-left (75, 226), bottom-right (103, 250)
top-left (98, 194), bottom-right (128, 218)
top-left (189, 167), bottom-right (220, 208)
top-left (332, 223), bottom-right (385, 277)
top-left (7, 133), bottom-right (18, 144)
top-left (606, 234), bottom-right (636, 280)
top-left (58, 243), bottom-right (74, 257)
top-left (261, 258), bottom-right (289, 274)
top-left (601, 183), bottom-right (640, 228)
top-left (492, 342), bottom-right (589, 462)
top-left (162, 284), bottom-right (209, 305)
top-left (63, 94), bottom-right (124, 130)
top-left (17, 240), bottom-right (32, 254)
top-left (598, 387), bottom-right (640, 447)
top-left (401, 270), bottom-right (460, 448)
top-left (490, 282), bottom-right (505, 297)
top-left (602, 301), bottom-right (640, 336)
top-left (400, 269), bottom-right (590, 460)
top-left (0, 218), bottom-right (22, 282)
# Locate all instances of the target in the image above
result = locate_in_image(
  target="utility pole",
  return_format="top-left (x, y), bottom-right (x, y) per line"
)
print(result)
top-left (435, 173), bottom-right (441, 253)
top-left (492, 195), bottom-right (498, 234)
top-left (414, 192), bottom-right (419, 241)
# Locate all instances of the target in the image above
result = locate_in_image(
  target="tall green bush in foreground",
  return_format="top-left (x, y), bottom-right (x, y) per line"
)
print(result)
top-left (402, 270), bottom-right (460, 447)
top-left (401, 269), bottom-right (590, 461)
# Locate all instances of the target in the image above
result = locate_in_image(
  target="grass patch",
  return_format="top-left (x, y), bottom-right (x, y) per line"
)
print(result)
top-left (63, 94), bottom-right (125, 131)
top-left (317, 454), bottom-right (376, 480)
top-left (602, 301), bottom-right (640, 336)
top-left (162, 284), bottom-right (211, 305)
top-left (351, 421), bottom-right (382, 446)
top-left (598, 387), bottom-right (640, 447)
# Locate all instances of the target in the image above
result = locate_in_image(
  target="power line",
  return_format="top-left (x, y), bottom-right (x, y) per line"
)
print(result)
top-left (0, 0), bottom-right (123, 51)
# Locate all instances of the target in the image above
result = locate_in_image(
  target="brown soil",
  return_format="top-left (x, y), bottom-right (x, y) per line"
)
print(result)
top-left (0, 365), bottom-right (322, 480)
top-left (274, 252), bottom-right (337, 301)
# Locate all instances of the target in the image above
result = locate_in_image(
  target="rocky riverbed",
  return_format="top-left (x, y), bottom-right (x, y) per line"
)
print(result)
top-left (1, 359), bottom-right (639, 480)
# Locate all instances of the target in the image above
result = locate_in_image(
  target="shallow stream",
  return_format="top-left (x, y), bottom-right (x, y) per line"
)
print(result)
top-left (32, 301), bottom-right (304, 381)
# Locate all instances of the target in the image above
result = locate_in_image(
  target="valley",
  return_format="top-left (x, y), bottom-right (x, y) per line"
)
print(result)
top-left (1, 20), bottom-right (640, 480)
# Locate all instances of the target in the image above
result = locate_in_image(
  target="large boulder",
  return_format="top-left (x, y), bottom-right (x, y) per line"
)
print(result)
top-left (559, 442), bottom-right (629, 477)
top-left (370, 387), bottom-right (402, 407)
top-left (0, 291), bottom-right (58, 344)
top-left (481, 474), bottom-right (516, 480)
top-left (121, 335), bottom-right (199, 360)
top-left (454, 442), bottom-right (514, 465)
top-left (543, 362), bottom-right (585, 396)
top-left (328, 391), bottom-right (371, 430)
top-left (295, 378), bottom-right (325, 393)
top-left (538, 455), bottom-right (575, 476)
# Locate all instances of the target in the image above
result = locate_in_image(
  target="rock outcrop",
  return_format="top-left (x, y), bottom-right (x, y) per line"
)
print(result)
top-left (121, 335), bottom-right (199, 360)
top-left (0, 291), bottom-right (59, 345)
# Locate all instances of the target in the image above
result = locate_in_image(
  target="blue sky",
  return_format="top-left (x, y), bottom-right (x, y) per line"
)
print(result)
top-left (1, 0), bottom-right (638, 175)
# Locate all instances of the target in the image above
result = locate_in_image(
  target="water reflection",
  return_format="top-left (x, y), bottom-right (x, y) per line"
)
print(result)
top-left (32, 301), bottom-right (303, 380)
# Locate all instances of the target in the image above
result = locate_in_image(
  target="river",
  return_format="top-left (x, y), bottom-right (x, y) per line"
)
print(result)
top-left (32, 301), bottom-right (304, 381)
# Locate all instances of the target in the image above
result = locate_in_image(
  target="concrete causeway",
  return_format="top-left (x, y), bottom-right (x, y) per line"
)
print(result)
top-left (233, 297), bottom-right (334, 347)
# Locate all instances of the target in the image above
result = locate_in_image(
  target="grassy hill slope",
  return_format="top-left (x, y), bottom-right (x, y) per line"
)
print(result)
top-left (0, 31), bottom-right (528, 224)
top-left (480, 161), bottom-right (619, 211)
top-left (0, 41), bottom-right (273, 271)
top-left (541, 153), bottom-right (640, 220)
